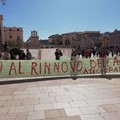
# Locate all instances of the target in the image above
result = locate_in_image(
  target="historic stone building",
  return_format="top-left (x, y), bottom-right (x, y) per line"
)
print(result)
top-left (0, 15), bottom-right (23, 50)
top-left (25, 29), bottom-right (120, 50)
top-left (4, 26), bottom-right (23, 41)
top-left (26, 30), bottom-right (40, 49)
top-left (109, 29), bottom-right (120, 48)
top-left (81, 31), bottom-right (101, 49)
top-left (61, 32), bottom-right (77, 47)
top-left (100, 30), bottom-right (120, 48)
top-left (100, 32), bottom-right (110, 48)
top-left (26, 31), bottom-right (56, 49)
top-left (48, 31), bottom-right (101, 49)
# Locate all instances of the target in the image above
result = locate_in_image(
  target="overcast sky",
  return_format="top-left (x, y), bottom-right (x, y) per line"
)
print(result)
top-left (1, 0), bottom-right (120, 41)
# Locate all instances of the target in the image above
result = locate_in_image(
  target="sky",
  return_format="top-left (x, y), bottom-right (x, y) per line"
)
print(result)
top-left (0, 0), bottom-right (120, 41)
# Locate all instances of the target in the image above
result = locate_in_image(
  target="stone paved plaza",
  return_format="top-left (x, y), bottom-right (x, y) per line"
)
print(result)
top-left (0, 78), bottom-right (120, 120)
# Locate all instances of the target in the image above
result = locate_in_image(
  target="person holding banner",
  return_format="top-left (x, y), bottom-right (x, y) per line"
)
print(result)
top-left (71, 49), bottom-right (76, 61)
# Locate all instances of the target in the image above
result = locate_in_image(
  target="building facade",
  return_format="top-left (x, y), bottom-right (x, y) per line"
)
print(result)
top-left (48, 31), bottom-right (101, 49)
top-left (26, 30), bottom-right (40, 49)
top-left (25, 30), bottom-right (120, 50)
top-left (61, 32), bottom-right (77, 47)
top-left (4, 26), bottom-right (23, 42)
top-left (109, 29), bottom-right (120, 48)
top-left (0, 15), bottom-right (24, 50)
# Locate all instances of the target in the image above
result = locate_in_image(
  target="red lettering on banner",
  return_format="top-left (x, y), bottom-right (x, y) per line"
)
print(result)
top-left (39, 62), bottom-right (42, 74)
top-left (54, 62), bottom-right (60, 72)
top-left (113, 57), bottom-right (118, 66)
top-left (104, 68), bottom-right (107, 73)
top-left (76, 60), bottom-right (83, 72)
top-left (89, 69), bottom-right (94, 74)
top-left (97, 59), bottom-right (102, 68)
top-left (9, 62), bottom-right (17, 75)
top-left (70, 61), bottom-right (76, 72)
top-left (97, 58), bottom-right (106, 68)
top-left (92, 69), bottom-right (95, 74)
top-left (44, 62), bottom-right (50, 74)
top-left (61, 62), bottom-right (68, 73)
top-left (96, 69), bottom-right (100, 73)
top-left (109, 67), bottom-right (113, 72)
top-left (84, 68), bottom-right (89, 74)
top-left (18, 62), bottom-right (24, 74)
top-left (0, 62), bottom-right (2, 73)
top-left (31, 62), bottom-right (38, 75)
top-left (113, 67), bottom-right (118, 72)
top-left (90, 60), bottom-right (96, 69)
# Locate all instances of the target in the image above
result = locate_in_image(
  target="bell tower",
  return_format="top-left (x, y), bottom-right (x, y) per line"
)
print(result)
top-left (31, 30), bottom-right (38, 37)
top-left (26, 30), bottom-right (40, 48)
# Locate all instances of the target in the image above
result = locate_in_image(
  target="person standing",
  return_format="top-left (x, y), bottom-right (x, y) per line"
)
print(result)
top-left (71, 49), bottom-right (76, 61)
top-left (59, 49), bottom-right (63, 59)
top-left (26, 49), bottom-right (32, 60)
top-left (10, 51), bottom-right (16, 60)
top-left (19, 50), bottom-right (26, 60)
top-left (55, 49), bottom-right (60, 60)
top-left (70, 49), bottom-right (77, 80)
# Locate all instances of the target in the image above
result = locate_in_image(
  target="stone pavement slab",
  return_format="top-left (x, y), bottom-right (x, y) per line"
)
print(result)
top-left (0, 78), bottom-right (120, 120)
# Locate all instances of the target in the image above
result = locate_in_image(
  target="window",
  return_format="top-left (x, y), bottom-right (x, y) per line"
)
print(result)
top-left (9, 35), bottom-right (12, 38)
top-left (17, 35), bottom-right (20, 40)
top-left (9, 29), bottom-right (12, 31)
top-left (65, 39), bottom-right (70, 45)
top-left (17, 29), bottom-right (19, 31)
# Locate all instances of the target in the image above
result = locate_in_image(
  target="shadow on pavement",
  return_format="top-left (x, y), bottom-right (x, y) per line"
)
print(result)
top-left (0, 74), bottom-right (120, 85)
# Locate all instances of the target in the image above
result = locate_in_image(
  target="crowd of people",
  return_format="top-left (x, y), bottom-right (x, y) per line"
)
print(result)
top-left (55, 47), bottom-right (120, 61)
top-left (72, 47), bottom-right (120, 59)
top-left (0, 49), bottom-right (32, 60)
top-left (1, 41), bottom-right (120, 61)
top-left (0, 42), bottom-right (32, 60)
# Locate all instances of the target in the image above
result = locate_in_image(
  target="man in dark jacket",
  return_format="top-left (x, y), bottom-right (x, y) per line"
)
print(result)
top-left (55, 49), bottom-right (60, 60)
